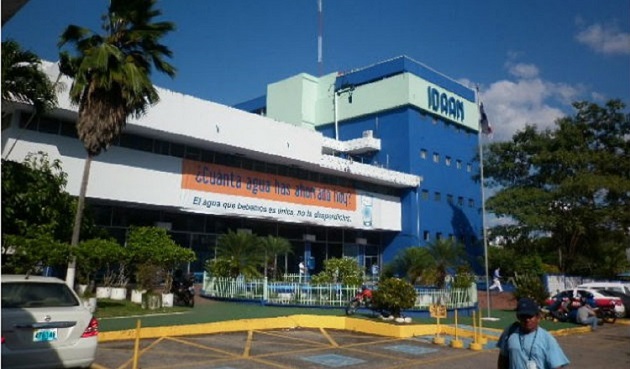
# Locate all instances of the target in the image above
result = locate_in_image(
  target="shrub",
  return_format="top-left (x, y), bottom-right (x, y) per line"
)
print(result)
top-left (513, 273), bottom-right (549, 307)
top-left (372, 278), bottom-right (417, 318)
top-left (310, 257), bottom-right (363, 286)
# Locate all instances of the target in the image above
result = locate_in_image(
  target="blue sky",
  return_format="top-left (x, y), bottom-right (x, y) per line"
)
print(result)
top-left (2, 0), bottom-right (629, 141)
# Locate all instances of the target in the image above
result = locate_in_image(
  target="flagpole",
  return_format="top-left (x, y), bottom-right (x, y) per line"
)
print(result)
top-left (476, 86), bottom-right (497, 320)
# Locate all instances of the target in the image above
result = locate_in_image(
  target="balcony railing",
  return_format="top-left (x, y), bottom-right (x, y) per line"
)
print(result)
top-left (319, 155), bottom-right (421, 187)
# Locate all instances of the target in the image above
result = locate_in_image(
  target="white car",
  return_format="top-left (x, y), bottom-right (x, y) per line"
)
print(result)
top-left (577, 282), bottom-right (630, 295)
top-left (1, 275), bottom-right (99, 369)
top-left (546, 288), bottom-right (626, 318)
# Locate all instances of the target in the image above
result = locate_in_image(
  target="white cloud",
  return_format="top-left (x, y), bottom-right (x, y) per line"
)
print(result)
top-left (478, 75), bottom-right (583, 142)
top-left (506, 62), bottom-right (539, 79)
top-left (575, 23), bottom-right (630, 55)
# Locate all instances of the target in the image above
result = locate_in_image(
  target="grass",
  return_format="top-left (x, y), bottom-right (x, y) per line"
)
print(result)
top-left (94, 299), bottom-right (190, 319)
top-left (93, 298), bottom-right (579, 333)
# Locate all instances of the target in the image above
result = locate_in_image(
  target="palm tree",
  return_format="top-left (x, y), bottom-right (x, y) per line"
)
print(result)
top-left (216, 230), bottom-right (264, 278)
top-left (2, 40), bottom-right (58, 157)
top-left (425, 239), bottom-right (468, 288)
top-left (259, 235), bottom-right (293, 280)
top-left (57, 0), bottom-right (176, 287)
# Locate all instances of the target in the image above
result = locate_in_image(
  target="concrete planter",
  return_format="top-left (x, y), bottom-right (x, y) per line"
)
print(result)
top-left (96, 286), bottom-right (112, 299)
top-left (110, 287), bottom-right (127, 301)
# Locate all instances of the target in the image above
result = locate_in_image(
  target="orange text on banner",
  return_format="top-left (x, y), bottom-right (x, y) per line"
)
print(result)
top-left (181, 159), bottom-right (357, 211)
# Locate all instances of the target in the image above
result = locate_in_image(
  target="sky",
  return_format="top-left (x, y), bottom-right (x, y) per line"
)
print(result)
top-left (2, 0), bottom-right (630, 142)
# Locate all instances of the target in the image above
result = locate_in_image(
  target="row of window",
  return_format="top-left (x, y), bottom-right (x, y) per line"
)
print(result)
top-left (422, 231), bottom-right (476, 244)
top-left (421, 189), bottom-right (475, 208)
top-left (420, 149), bottom-right (473, 172)
top-left (17, 112), bottom-right (400, 197)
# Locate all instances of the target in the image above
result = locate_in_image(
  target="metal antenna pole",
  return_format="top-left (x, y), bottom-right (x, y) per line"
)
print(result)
top-left (317, 0), bottom-right (323, 76)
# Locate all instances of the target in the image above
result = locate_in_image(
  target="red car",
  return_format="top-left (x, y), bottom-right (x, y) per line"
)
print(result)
top-left (545, 288), bottom-right (626, 318)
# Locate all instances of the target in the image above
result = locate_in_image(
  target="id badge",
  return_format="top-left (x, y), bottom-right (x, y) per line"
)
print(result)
top-left (527, 360), bottom-right (537, 369)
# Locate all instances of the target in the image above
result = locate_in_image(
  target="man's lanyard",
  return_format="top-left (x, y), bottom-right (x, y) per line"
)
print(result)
top-left (518, 328), bottom-right (539, 361)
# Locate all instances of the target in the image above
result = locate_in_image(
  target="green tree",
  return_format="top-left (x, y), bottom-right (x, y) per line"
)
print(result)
top-left (310, 257), bottom-right (363, 286)
top-left (2, 152), bottom-right (74, 241)
top-left (381, 246), bottom-right (433, 283)
top-left (484, 100), bottom-right (630, 276)
top-left (258, 235), bottom-right (293, 280)
top-left (1, 40), bottom-right (57, 131)
top-left (214, 230), bottom-right (264, 278)
top-left (126, 226), bottom-right (195, 292)
top-left (57, 0), bottom-right (176, 286)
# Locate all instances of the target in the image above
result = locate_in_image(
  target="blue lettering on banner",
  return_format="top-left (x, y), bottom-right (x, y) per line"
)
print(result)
top-left (427, 86), bottom-right (465, 122)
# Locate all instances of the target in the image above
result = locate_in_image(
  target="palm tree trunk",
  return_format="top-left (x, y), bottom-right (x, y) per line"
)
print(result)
top-left (65, 153), bottom-right (93, 287)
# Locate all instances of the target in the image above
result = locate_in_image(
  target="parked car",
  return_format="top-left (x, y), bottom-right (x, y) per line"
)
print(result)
top-left (545, 288), bottom-right (626, 318)
top-left (596, 289), bottom-right (630, 318)
top-left (1, 275), bottom-right (99, 369)
top-left (577, 282), bottom-right (630, 295)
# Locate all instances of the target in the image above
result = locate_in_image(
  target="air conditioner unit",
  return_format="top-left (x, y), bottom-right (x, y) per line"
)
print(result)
top-left (362, 130), bottom-right (374, 138)
top-left (154, 222), bottom-right (172, 230)
top-left (303, 234), bottom-right (316, 242)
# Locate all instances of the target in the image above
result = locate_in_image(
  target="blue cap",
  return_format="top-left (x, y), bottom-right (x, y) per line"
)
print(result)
top-left (516, 298), bottom-right (539, 316)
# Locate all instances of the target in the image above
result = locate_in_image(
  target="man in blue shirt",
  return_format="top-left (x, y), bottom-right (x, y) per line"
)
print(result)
top-left (497, 298), bottom-right (570, 369)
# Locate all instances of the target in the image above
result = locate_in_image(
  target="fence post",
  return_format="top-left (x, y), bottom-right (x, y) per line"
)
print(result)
top-left (263, 276), bottom-right (268, 302)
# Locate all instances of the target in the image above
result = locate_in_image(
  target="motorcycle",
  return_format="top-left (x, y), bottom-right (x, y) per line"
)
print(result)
top-left (345, 287), bottom-right (373, 316)
top-left (171, 274), bottom-right (195, 307)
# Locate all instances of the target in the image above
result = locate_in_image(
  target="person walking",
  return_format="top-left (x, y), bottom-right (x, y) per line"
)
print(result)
top-left (489, 267), bottom-right (503, 292)
top-left (497, 298), bottom-right (570, 369)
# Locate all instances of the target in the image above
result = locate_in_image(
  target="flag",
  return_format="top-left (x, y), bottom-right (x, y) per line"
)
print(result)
top-left (479, 102), bottom-right (492, 134)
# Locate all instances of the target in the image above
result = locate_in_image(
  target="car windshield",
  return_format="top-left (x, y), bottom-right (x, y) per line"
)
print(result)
top-left (1, 282), bottom-right (80, 308)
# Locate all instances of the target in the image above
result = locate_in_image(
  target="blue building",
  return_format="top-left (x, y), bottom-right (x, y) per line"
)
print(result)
top-left (235, 56), bottom-right (484, 270)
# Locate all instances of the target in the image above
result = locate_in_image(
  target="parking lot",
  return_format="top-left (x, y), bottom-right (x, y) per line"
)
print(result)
top-left (93, 321), bottom-right (630, 369)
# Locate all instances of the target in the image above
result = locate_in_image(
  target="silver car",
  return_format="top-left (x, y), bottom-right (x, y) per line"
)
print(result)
top-left (1, 275), bottom-right (98, 369)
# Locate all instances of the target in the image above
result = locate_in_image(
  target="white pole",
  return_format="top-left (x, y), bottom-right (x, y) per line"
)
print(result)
top-left (479, 131), bottom-right (492, 318)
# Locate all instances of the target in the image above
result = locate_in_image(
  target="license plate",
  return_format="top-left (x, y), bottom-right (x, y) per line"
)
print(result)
top-left (33, 328), bottom-right (58, 342)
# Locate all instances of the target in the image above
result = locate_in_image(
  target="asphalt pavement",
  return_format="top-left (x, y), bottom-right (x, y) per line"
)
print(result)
top-left (92, 308), bottom-right (630, 369)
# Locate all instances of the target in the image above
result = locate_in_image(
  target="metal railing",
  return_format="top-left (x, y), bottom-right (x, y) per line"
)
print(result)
top-left (201, 274), bottom-right (477, 310)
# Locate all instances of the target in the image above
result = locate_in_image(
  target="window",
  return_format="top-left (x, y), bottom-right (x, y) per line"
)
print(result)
top-left (434, 192), bottom-right (441, 202)
top-left (467, 163), bottom-right (472, 172)
top-left (457, 196), bottom-right (464, 206)
top-left (468, 198), bottom-right (475, 208)
top-left (433, 153), bottom-right (440, 163)
top-left (420, 149), bottom-right (427, 159)
top-left (421, 189), bottom-right (429, 200)
top-left (445, 156), bottom-right (452, 166)
top-left (456, 160), bottom-right (462, 169)
top-left (423, 231), bottom-right (430, 241)
top-left (436, 232), bottom-right (443, 240)
top-left (447, 194), bottom-right (454, 204)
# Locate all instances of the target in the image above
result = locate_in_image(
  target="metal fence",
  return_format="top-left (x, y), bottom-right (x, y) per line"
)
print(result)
top-left (201, 273), bottom-right (477, 311)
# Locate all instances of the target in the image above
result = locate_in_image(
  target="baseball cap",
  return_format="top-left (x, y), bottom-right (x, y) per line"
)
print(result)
top-left (516, 298), bottom-right (539, 316)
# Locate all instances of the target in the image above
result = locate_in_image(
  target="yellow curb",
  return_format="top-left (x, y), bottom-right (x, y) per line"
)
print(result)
top-left (98, 315), bottom-right (621, 345)
top-left (99, 315), bottom-right (439, 343)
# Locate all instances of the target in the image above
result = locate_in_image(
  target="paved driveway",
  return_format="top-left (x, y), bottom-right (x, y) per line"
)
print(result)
top-left (93, 321), bottom-right (630, 369)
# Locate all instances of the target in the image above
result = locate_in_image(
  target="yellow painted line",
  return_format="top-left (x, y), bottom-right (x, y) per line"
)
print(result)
top-left (319, 327), bottom-right (339, 347)
top-left (116, 336), bottom-right (165, 369)
top-left (91, 363), bottom-right (110, 369)
top-left (166, 335), bottom-right (241, 358)
top-left (255, 329), bottom-right (330, 347)
top-left (243, 330), bottom-right (253, 357)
